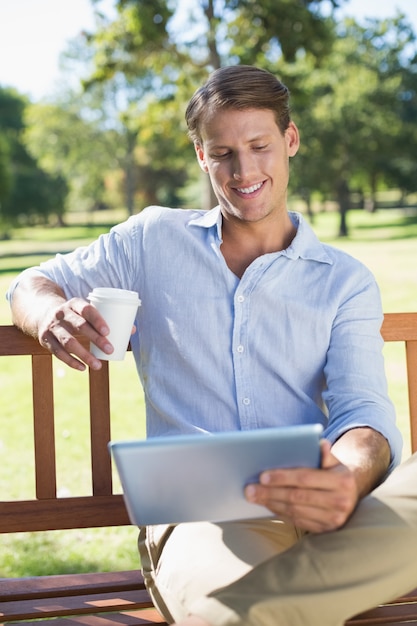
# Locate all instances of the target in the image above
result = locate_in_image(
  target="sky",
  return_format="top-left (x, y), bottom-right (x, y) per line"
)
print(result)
top-left (0, 0), bottom-right (416, 102)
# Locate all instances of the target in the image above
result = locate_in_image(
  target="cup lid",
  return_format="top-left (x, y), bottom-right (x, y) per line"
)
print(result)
top-left (88, 287), bottom-right (141, 304)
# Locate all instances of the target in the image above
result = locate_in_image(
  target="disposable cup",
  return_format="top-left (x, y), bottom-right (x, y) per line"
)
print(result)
top-left (88, 287), bottom-right (141, 361)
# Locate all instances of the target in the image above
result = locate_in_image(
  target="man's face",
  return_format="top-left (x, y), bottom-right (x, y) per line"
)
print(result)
top-left (195, 107), bottom-right (299, 227)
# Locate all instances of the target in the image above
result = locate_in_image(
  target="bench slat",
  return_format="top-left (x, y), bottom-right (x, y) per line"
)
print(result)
top-left (0, 326), bottom-right (90, 355)
top-left (406, 341), bottom-right (417, 452)
top-left (89, 362), bottom-right (113, 497)
top-left (32, 353), bottom-right (57, 499)
top-left (0, 325), bottom-right (49, 355)
top-left (0, 495), bottom-right (130, 533)
top-left (7, 608), bottom-right (167, 626)
top-left (382, 313), bottom-right (417, 341)
top-left (0, 589), bottom-right (153, 621)
top-left (0, 571), bottom-right (145, 600)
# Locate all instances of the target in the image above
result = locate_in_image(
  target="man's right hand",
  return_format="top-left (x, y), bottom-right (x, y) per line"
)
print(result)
top-left (38, 297), bottom-right (114, 371)
top-left (10, 275), bottom-right (113, 371)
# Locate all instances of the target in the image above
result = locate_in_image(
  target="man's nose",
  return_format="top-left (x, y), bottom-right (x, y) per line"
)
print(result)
top-left (232, 152), bottom-right (255, 181)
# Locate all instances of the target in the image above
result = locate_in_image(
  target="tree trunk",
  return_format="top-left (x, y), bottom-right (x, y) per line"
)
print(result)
top-left (203, 0), bottom-right (222, 69)
top-left (367, 172), bottom-right (377, 212)
top-left (124, 131), bottom-right (138, 216)
top-left (302, 191), bottom-right (314, 224)
top-left (337, 179), bottom-right (350, 237)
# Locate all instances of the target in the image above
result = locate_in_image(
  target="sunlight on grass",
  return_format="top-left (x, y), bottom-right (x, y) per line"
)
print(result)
top-left (1, 527), bottom-right (141, 577)
top-left (0, 206), bottom-right (416, 577)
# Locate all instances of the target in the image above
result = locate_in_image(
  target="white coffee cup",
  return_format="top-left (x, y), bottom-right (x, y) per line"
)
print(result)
top-left (88, 287), bottom-right (141, 361)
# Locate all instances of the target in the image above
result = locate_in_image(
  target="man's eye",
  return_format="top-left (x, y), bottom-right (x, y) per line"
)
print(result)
top-left (254, 145), bottom-right (267, 151)
top-left (211, 152), bottom-right (230, 159)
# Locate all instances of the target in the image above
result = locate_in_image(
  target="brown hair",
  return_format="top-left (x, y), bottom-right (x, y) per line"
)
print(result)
top-left (185, 65), bottom-right (291, 144)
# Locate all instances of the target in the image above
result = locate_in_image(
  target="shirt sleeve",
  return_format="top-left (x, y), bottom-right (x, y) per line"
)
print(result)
top-left (322, 270), bottom-right (402, 470)
top-left (7, 217), bottom-right (142, 304)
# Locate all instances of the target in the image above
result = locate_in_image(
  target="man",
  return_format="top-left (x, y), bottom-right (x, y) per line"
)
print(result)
top-left (7, 66), bottom-right (409, 625)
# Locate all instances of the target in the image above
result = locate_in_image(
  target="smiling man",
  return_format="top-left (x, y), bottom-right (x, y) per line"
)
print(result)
top-left (7, 66), bottom-right (411, 626)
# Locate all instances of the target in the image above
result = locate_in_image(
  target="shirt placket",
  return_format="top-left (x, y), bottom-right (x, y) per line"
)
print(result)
top-left (232, 262), bottom-right (266, 430)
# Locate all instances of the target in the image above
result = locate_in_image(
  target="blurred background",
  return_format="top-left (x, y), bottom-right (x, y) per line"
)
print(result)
top-left (0, 0), bottom-right (416, 236)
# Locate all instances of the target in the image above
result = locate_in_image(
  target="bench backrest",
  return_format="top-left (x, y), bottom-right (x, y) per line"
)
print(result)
top-left (0, 325), bottom-right (128, 533)
top-left (1, 312), bottom-right (417, 534)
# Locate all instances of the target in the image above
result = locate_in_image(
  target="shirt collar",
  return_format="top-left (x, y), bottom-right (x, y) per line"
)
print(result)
top-left (285, 212), bottom-right (333, 264)
top-left (188, 207), bottom-right (333, 265)
top-left (188, 206), bottom-right (223, 241)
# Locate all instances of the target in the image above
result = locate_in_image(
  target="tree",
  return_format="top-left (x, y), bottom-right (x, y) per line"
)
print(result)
top-left (289, 15), bottom-right (417, 235)
top-left (57, 26), bottom-right (195, 215)
top-left (0, 87), bottom-right (67, 231)
top-left (24, 99), bottom-right (116, 213)
top-left (78, 0), bottom-right (345, 212)
top-left (0, 134), bottom-right (12, 210)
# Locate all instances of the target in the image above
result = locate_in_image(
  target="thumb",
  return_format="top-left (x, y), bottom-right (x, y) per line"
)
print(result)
top-left (320, 438), bottom-right (339, 469)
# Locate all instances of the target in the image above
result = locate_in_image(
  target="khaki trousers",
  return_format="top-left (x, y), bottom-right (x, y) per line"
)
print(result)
top-left (139, 452), bottom-right (417, 626)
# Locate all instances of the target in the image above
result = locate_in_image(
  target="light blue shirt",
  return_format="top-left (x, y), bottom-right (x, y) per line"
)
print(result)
top-left (9, 206), bottom-right (402, 466)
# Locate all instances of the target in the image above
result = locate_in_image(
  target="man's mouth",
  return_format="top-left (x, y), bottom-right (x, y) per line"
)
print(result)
top-left (235, 182), bottom-right (263, 194)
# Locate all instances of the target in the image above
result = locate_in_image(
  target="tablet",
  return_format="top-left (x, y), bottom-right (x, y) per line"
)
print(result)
top-left (109, 423), bottom-right (323, 525)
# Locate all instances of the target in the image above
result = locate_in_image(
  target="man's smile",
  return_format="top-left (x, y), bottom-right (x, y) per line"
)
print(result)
top-left (234, 181), bottom-right (265, 195)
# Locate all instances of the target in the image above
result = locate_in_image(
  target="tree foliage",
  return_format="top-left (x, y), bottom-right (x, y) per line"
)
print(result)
top-left (24, 99), bottom-right (116, 212)
top-left (289, 15), bottom-right (417, 234)
top-left (2, 0), bottom-right (417, 235)
top-left (82, 0), bottom-right (417, 230)
top-left (0, 88), bottom-right (68, 231)
top-left (79, 0), bottom-right (347, 212)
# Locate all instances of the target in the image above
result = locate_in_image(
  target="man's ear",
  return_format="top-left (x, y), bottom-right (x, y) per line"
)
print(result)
top-left (195, 142), bottom-right (209, 173)
top-left (285, 122), bottom-right (300, 158)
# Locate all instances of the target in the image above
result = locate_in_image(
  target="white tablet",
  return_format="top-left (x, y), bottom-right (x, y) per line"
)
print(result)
top-left (109, 423), bottom-right (323, 525)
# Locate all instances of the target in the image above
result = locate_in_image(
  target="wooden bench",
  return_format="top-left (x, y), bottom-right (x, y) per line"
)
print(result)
top-left (1, 313), bottom-right (417, 626)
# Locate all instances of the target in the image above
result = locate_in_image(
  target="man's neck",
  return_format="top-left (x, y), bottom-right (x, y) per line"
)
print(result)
top-left (220, 213), bottom-right (297, 278)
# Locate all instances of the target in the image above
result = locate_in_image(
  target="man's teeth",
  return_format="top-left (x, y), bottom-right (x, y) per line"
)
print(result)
top-left (236, 182), bottom-right (263, 194)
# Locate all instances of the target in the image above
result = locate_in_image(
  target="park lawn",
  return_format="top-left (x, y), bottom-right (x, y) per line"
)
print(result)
top-left (0, 206), bottom-right (416, 576)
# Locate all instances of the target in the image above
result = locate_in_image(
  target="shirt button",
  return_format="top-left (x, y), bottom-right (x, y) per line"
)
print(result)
top-left (243, 398), bottom-right (250, 405)
top-left (237, 295), bottom-right (245, 302)
top-left (237, 345), bottom-right (244, 353)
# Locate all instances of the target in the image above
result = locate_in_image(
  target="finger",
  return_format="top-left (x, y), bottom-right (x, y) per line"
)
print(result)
top-left (74, 301), bottom-right (110, 336)
top-left (259, 466), bottom-right (339, 492)
top-left (320, 438), bottom-right (340, 469)
top-left (64, 300), bottom-right (110, 339)
top-left (259, 441), bottom-right (348, 491)
top-left (246, 479), bottom-right (348, 514)
top-left (41, 330), bottom-right (103, 372)
top-left (245, 484), bottom-right (352, 532)
top-left (41, 333), bottom-right (88, 371)
top-left (55, 301), bottom-right (114, 356)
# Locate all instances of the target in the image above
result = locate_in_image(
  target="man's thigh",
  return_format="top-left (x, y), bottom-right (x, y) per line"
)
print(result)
top-left (139, 518), bottom-right (303, 622)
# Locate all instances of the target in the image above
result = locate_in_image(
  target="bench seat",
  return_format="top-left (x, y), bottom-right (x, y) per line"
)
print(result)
top-left (0, 570), bottom-right (166, 625)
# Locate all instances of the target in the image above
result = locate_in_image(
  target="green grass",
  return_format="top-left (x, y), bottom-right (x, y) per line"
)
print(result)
top-left (0, 206), bottom-right (416, 577)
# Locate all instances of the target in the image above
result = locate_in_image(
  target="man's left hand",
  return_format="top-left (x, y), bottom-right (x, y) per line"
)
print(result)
top-left (245, 439), bottom-right (359, 533)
